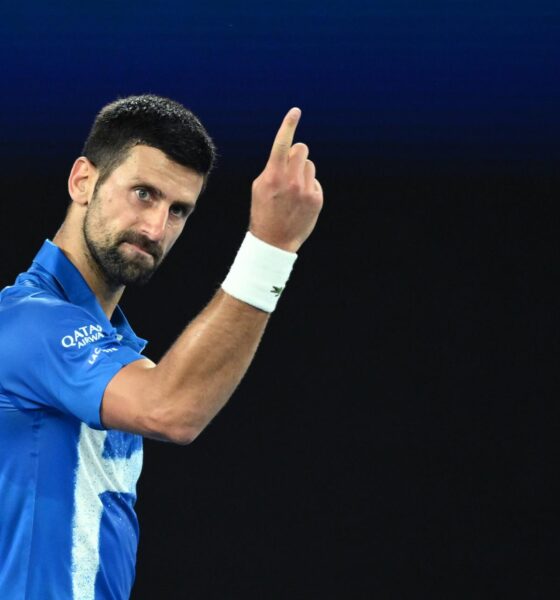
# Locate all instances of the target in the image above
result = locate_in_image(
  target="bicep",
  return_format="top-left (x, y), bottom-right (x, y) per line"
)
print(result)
top-left (100, 357), bottom-right (160, 437)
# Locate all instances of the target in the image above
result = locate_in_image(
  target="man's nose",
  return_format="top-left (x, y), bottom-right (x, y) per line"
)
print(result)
top-left (140, 205), bottom-right (168, 242)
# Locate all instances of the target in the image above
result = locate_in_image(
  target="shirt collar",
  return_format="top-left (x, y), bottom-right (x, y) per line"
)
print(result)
top-left (31, 240), bottom-right (147, 352)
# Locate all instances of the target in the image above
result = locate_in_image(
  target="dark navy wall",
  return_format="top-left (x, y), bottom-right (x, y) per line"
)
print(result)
top-left (1, 2), bottom-right (559, 166)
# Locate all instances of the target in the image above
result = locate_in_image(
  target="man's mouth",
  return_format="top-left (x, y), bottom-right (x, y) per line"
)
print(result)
top-left (120, 241), bottom-right (159, 262)
top-left (118, 234), bottom-right (162, 263)
top-left (123, 242), bottom-right (150, 255)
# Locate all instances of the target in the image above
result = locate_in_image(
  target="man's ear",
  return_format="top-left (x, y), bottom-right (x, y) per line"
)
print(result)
top-left (68, 157), bottom-right (98, 206)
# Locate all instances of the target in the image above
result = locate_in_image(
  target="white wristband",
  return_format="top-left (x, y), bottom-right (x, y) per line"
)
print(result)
top-left (222, 232), bottom-right (298, 312)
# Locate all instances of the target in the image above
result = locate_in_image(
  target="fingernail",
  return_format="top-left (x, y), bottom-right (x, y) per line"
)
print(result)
top-left (290, 107), bottom-right (302, 119)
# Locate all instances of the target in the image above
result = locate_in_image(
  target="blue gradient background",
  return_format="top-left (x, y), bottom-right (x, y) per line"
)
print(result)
top-left (1, 2), bottom-right (559, 167)
top-left (1, 3), bottom-right (559, 598)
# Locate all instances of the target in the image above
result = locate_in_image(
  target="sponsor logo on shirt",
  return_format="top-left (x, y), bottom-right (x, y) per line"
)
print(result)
top-left (88, 346), bottom-right (118, 365)
top-left (61, 324), bottom-right (104, 349)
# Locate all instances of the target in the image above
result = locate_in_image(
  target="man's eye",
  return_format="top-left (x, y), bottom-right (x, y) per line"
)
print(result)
top-left (135, 188), bottom-right (151, 201)
top-left (170, 205), bottom-right (189, 218)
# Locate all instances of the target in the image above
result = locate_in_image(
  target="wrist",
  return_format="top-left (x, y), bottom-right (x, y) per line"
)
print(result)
top-left (221, 232), bottom-right (298, 313)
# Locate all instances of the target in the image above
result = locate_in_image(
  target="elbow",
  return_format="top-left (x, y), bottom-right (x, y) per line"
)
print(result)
top-left (163, 423), bottom-right (202, 446)
top-left (143, 405), bottom-right (206, 446)
top-left (139, 385), bottom-right (217, 445)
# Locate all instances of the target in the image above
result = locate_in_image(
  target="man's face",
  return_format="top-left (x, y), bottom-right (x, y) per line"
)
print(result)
top-left (83, 145), bottom-right (204, 287)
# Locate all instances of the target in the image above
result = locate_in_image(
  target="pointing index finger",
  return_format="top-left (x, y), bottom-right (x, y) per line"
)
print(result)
top-left (268, 107), bottom-right (301, 166)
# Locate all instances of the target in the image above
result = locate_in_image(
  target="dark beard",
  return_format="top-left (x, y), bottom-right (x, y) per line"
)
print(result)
top-left (83, 224), bottom-right (164, 288)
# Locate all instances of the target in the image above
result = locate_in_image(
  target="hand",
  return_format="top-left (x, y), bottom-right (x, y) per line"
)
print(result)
top-left (249, 108), bottom-right (323, 253)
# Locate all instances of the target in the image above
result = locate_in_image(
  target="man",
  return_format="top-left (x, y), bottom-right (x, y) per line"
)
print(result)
top-left (0, 95), bottom-right (323, 599)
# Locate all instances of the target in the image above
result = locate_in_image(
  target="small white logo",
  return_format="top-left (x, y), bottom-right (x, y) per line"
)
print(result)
top-left (61, 324), bottom-right (104, 349)
top-left (87, 346), bottom-right (118, 365)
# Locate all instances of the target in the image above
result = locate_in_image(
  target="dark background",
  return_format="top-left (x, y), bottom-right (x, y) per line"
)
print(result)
top-left (1, 2), bottom-right (559, 598)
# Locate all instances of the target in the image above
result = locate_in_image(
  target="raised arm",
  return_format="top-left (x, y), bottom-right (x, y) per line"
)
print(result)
top-left (100, 108), bottom-right (323, 443)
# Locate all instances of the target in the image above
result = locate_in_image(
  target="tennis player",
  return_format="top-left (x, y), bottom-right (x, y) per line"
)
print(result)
top-left (0, 95), bottom-right (322, 599)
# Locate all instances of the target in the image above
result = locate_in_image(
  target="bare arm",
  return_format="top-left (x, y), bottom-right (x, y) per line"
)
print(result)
top-left (101, 108), bottom-right (323, 443)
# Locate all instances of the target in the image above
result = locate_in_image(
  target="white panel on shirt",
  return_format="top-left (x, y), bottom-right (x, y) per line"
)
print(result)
top-left (71, 424), bottom-right (142, 600)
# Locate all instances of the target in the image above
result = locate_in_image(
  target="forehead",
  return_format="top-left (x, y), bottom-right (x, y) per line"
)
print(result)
top-left (108, 145), bottom-right (204, 200)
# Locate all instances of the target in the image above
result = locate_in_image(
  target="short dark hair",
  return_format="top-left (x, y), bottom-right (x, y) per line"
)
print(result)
top-left (82, 94), bottom-right (216, 186)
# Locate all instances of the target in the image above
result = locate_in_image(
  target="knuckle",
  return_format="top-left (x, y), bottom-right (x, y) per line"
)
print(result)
top-left (287, 179), bottom-right (302, 194)
top-left (274, 142), bottom-right (290, 154)
top-left (305, 161), bottom-right (316, 176)
top-left (290, 142), bottom-right (308, 157)
top-left (303, 189), bottom-right (317, 203)
top-left (256, 169), bottom-right (279, 188)
top-left (264, 172), bottom-right (281, 187)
